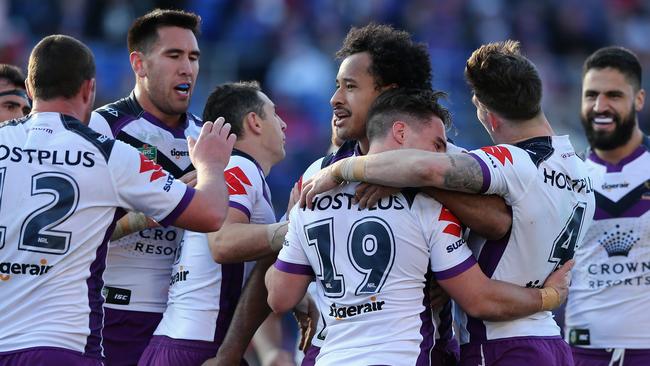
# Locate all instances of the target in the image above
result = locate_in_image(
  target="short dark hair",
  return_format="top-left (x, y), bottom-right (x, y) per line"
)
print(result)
top-left (583, 46), bottom-right (642, 90)
top-left (202, 81), bottom-right (265, 138)
top-left (0, 64), bottom-right (26, 90)
top-left (366, 88), bottom-right (451, 141)
top-left (465, 40), bottom-right (542, 120)
top-left (336, 23), bottom-right (432, 90)
top-left (28, 35), bottom-right (95, 101)
top-left (128, 8), bottom-right (201, 54)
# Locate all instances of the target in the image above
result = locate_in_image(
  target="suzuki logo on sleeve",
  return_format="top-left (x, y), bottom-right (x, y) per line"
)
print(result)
top-left (224, 166), bottom-right (252, 195)
top-left (139, 154), bottom-right (166, 182)
top-left (480, 146), bottom-right (514, 166)
top-left (438, 207), bottom-right (462, 237)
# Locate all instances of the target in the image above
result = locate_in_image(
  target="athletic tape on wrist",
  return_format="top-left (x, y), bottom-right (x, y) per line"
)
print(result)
top-left (540, 287), bottom-right (561, 311)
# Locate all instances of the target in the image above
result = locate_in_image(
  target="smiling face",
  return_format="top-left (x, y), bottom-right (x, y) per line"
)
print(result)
top-left (137, 26), bottom-right (199, 121)
top-left (330, 52), bottom-right (383, 144)
top-left (581, 67), bottom-right (644, 150)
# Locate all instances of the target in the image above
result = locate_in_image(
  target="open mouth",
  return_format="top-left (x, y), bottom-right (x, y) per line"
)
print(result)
top-left (174, 83), bottom-right (191, 96)
top-left (592, 116), bottom-right (614, 125)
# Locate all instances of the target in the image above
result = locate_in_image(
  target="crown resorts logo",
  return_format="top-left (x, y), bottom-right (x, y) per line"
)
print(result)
top-left (598, 224), bottom-right (640, 257)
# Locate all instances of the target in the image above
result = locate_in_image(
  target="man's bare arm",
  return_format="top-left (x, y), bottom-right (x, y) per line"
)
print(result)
top-left (438, 260), bottom-right (574, 321)
top-left (266, 264), bottom-right (313, 314)
top-left (211, 255), bottom-right (276, 366)
top-left (209, 208), bottom-right (287, 263)
top-left (300, 150), bottom-right (485, 208)
top-left (424, 188), bottom-right (512, 240)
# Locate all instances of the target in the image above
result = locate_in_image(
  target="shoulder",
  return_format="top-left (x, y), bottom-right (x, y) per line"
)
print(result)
top-left (94, 95), bottom-right (143, 124)
top-left (60, 115), bottom-right (116, 162)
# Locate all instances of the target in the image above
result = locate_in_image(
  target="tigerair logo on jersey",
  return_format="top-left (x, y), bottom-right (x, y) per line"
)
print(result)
top-left (170, 265), bottom-right (189, 285)
top-left (480, 146), bottom-right (513, 166)
top-left (328, 296), bottom-right (386, 320)
top-left (0, 258), bottom-right (53, 281)
top-left (170, 148), bottom-right (189, 159)
top-left (139, 154), bottom-right (166, 182)
top-left (138, 144), bottom-right (157, 162)
top-left (598, 224), bottom-right (640, 257)
top-left (225, 166), bottom-right (252, 195)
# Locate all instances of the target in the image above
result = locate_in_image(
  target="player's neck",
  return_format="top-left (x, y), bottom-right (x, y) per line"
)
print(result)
top-left (31, 98), bottom-right (88, 124)
top-left (133, 86), bottom-right (184, 129)
top-left (496, 112), bottom-right (555, 144)
top-left (234, 140), bottom-right (273, 176)
top-left (594, 128), bottom-right (644, 165)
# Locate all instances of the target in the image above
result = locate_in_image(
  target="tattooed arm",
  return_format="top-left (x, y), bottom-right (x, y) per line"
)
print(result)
top-left (301, 150), bottom-right (485, 207)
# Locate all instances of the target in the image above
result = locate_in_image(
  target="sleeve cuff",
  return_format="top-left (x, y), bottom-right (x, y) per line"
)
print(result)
top-left (433, 256), bottom-right (477, 280)
top-left (468, 152), bottom-right (491, 194)
top-left (274, 259), bottom-right (314, 276)
top-left (158, 186), bottom-right (195, 227)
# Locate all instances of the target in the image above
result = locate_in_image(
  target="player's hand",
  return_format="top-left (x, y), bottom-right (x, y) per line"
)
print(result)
top-left (542, 259), bottom-right (575, 307)
top-left (428, 278), bottom-right (450, 310)
top-left (293, 293), bottom-right (318, 353)
top-left (179, 170), bottom-right (198, 188)
top-left (300, 165), bottom-right (342, 209)
top-left (354, 183), bottom-right (400, 209)
top-left (188, 117), bottom-right (236, 171)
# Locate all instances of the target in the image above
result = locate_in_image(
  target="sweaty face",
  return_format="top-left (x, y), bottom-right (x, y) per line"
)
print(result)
top-left (0, 81), bottom-right (29, 122)
top-left (402, 116), bottom-right (447, 153)
top-left (581, 67), bottom-right (641, 150)
top-left (330, 52), bottom-right (382, 143)
top-left (258, 92), bottom-right (287, 164)
top-left (140, 26), bottom-right (199, 118)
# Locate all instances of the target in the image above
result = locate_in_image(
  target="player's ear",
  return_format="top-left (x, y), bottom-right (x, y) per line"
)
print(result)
top-left (391, 121), bottom-right (406, 145)
top-left (486, 111), bottom-right (500, 132)
top-left (80, 78), bottom-right (96, 104)
top-left (130, 51), bottom-right (146, 78)
top-left (244, 111), bottom-right (263, 136)
top-left (635, 88), bottom-right (645, 112)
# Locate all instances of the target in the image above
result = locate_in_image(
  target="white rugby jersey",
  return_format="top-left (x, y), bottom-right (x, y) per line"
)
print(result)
top-left (456, 135), bottom-right (595, 344)
top-left (0, 113), bottom-right (192, 357)
top-left (565, 137), bottom-right (650, 349)
top-left (89, 92), bottom-right (201, 313)
top-left (277, 183), bottom-right (476, 365)
top-left (154, 150), bottom-right (276, 342)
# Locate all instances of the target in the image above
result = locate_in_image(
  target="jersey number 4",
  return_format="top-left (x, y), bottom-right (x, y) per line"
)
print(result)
top-left (0, 168), bottom-right (79, 254)
top-left (547, 201), bottom-right (587, 271)
top-left (305, 216), bottom-right (396, 298)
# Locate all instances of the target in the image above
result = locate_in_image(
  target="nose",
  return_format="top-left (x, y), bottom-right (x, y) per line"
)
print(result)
top-left (178, 56), bottom-right (193, 76)
top-left (280, 118), bottom-right (287, 132)
top-left (330, 86), bottom-right (343, 108)
top-left (593, 94), bottom-right (609, 113)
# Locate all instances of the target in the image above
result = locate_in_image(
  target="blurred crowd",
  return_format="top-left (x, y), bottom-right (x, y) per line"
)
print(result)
top-left (1, 0), bottom-right (649, 214)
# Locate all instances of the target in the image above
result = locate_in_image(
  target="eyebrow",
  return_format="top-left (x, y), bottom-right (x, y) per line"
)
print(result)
top-left (164, 48), bottom-right (201, 57)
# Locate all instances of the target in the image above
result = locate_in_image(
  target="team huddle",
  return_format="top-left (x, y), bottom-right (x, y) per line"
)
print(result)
top-left (0, 7), bottom-right (648, 366)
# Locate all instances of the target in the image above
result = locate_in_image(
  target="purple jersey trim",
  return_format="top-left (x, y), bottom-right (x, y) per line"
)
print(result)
top-left (214, 263), bottom-right (245, 344)
top-left (466, 230), bottom-right (512, 342)
top-left (468, 152), bottom-right (491, 193)
top-left (274, 259), bottom-right (315, 276)
top-left (594, 199), bottom-right (650, 220)
top-left (416, 272), bottom-right (435, 366)
top-left (158, 186), bottom-right (195, 227)
top-left (110, 115), bottom-right (137, 138)
top-left (588, 145), bottom-right (646, 173)
top-left (85, 208), bottom-right (125, 358)
top-left (229, 201), bottom-right (251, 220)
top-left (433, 256), bottom-right (476, 280)
top-left (141, 111), bottom-right (189, 139)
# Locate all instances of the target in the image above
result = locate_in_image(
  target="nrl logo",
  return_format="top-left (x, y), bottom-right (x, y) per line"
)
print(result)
top-left (138, 144), bottom-right (157, 163)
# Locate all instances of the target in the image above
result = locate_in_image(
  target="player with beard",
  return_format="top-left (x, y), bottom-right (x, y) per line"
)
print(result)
top-left (565, 46), bottom-right (650, 366)
top-left (210, 24), bottom-right (513, 366)
top-left (88, 9), bottom-right (205, 366)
